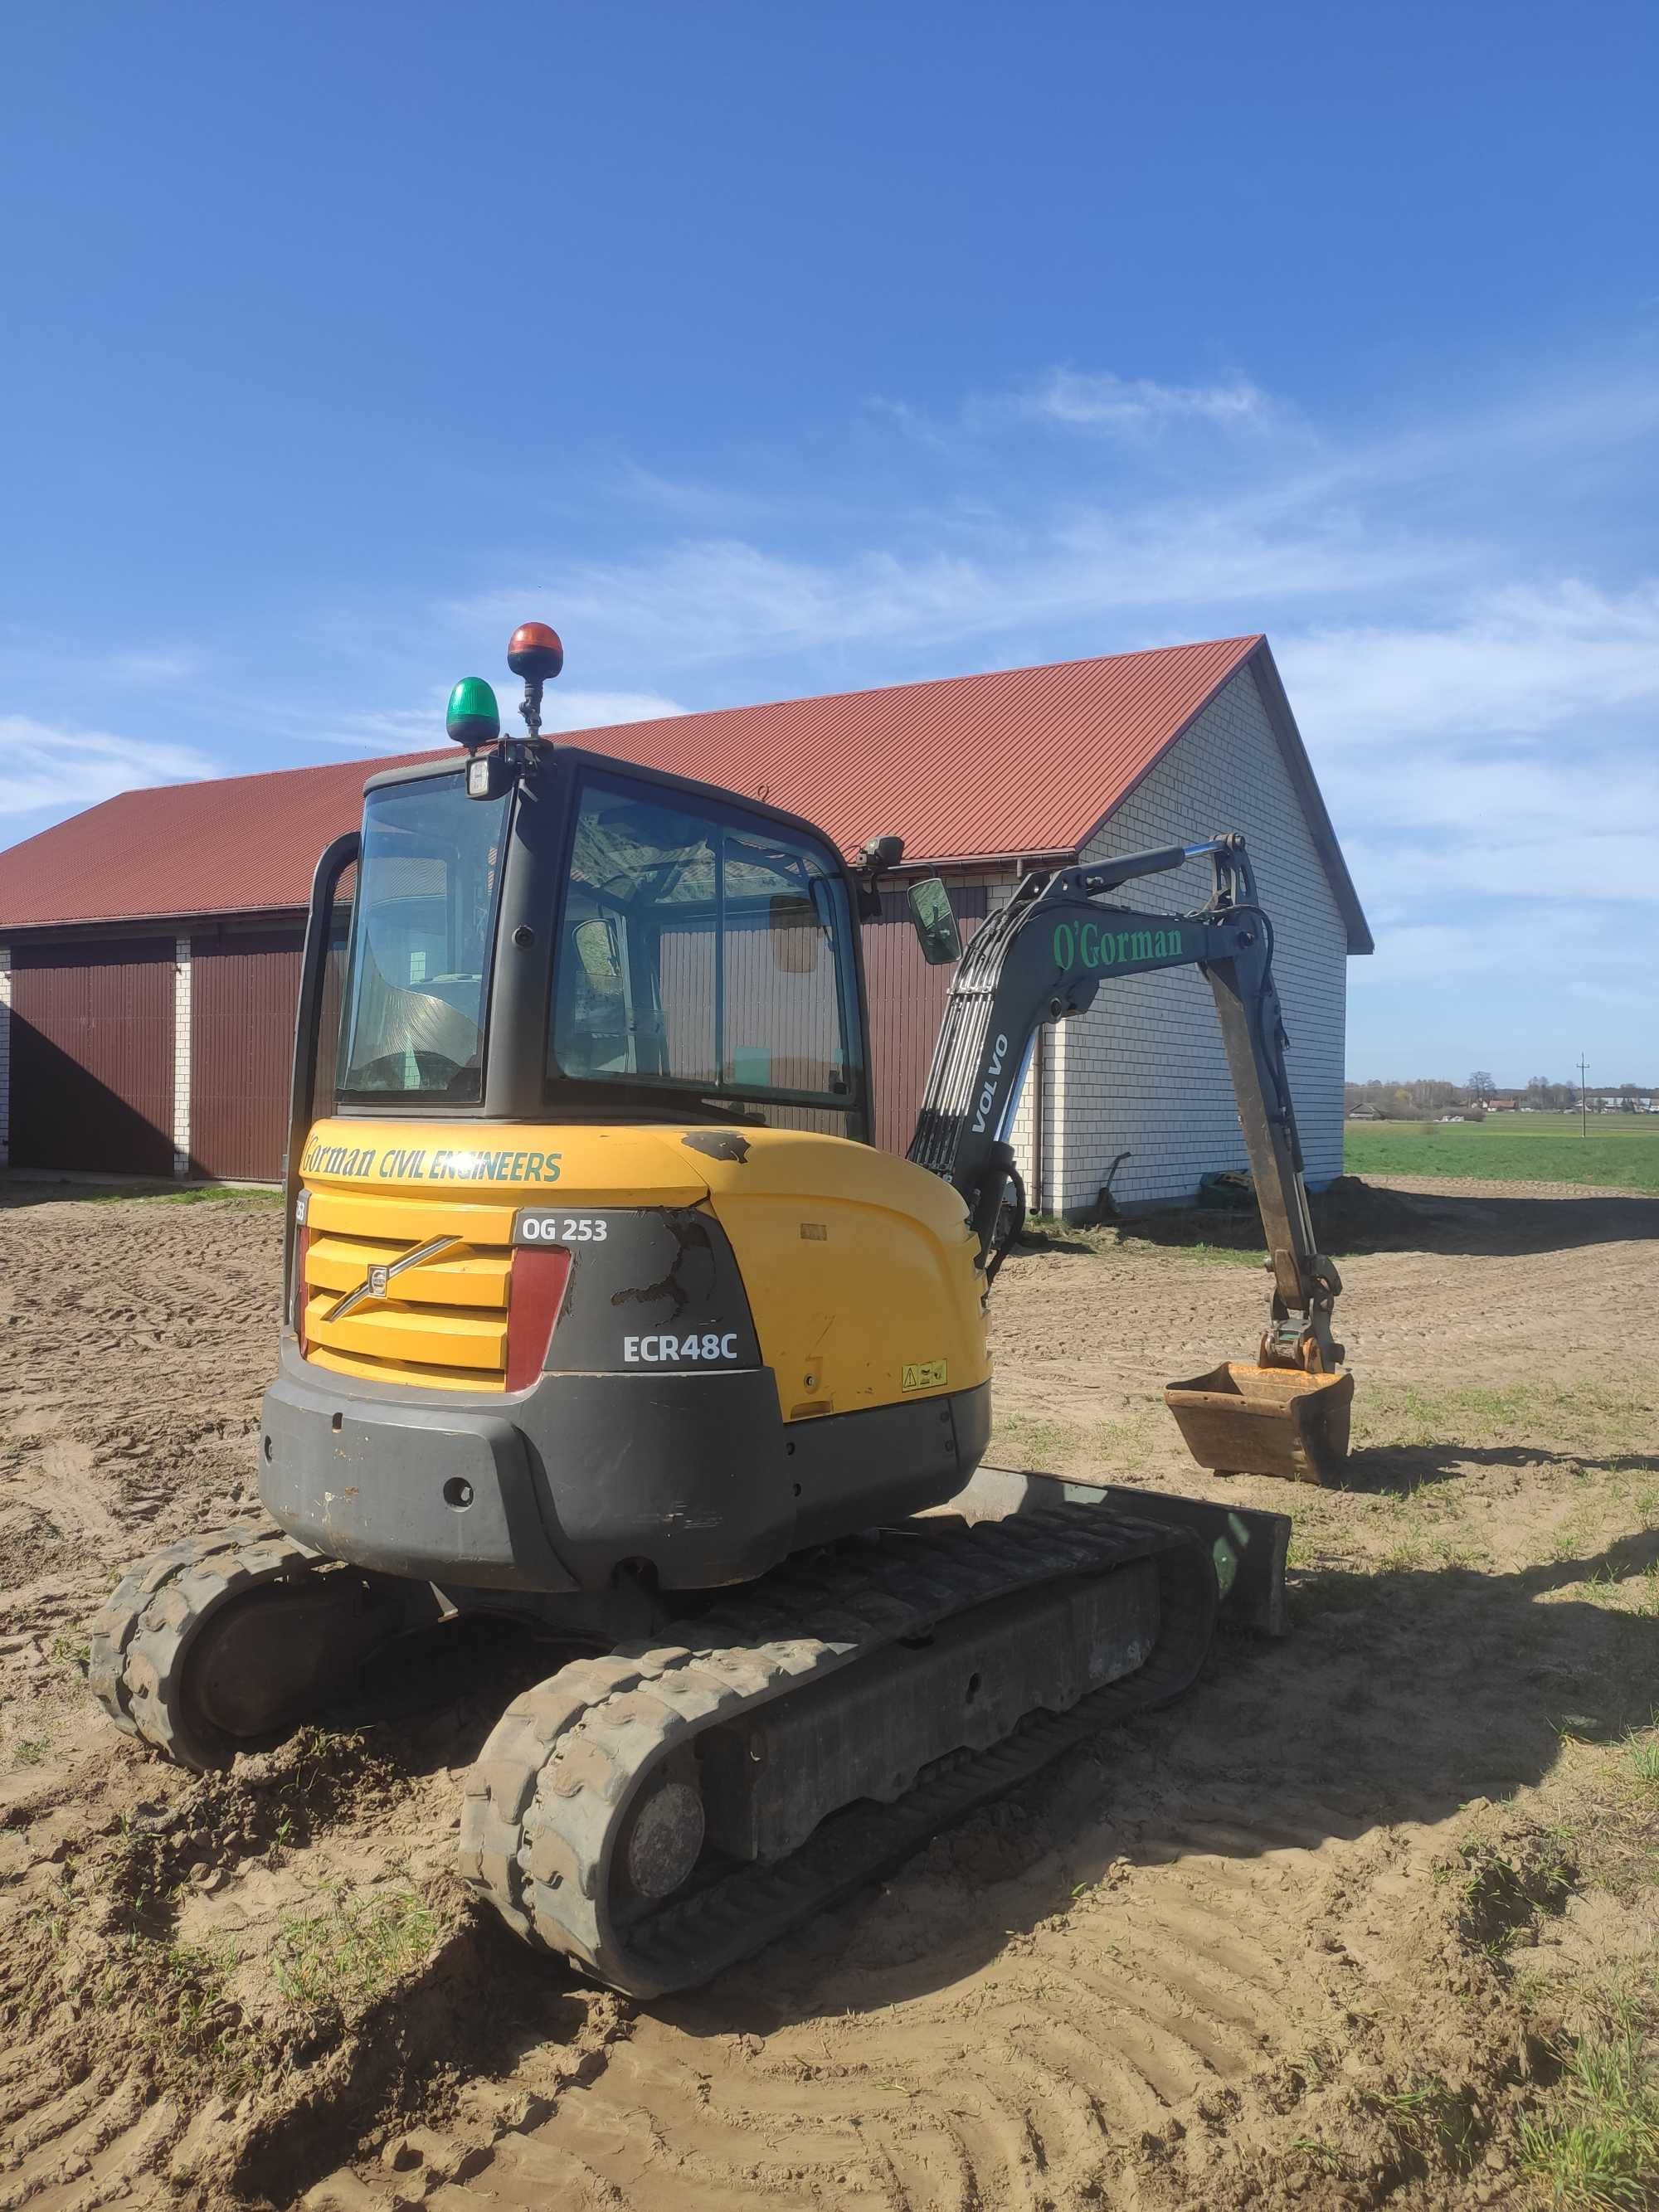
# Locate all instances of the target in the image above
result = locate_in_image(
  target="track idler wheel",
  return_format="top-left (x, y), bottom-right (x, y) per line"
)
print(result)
top-left (90, 1527), bottom-right (412, 1772)
top-left (619, 1769), bottom-right (706, 1900)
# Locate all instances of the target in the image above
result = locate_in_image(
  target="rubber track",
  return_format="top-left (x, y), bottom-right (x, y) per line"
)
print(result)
top-left (89, 1526), bottom-right (325, 1769)
top-left (459, 1505), bottom-right (1217, 1996)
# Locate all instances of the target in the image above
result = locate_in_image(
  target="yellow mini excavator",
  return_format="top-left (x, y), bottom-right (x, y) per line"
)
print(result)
top-left (92, 624), bottom-right (1353, 1996)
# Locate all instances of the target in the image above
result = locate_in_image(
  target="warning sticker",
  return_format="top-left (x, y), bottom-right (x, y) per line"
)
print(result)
top-left (902, 1359), bottom-right (949, 1392)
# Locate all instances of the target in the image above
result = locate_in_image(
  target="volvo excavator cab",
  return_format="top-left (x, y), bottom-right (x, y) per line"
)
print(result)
top-left (93, 623), bottom-right (1353, 1996)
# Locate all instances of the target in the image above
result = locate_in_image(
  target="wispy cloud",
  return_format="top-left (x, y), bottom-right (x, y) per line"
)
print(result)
top-left (1277, 581), bottom-right (1659, 746)
top-left (611, 462), bottom-right (779, 526)
top-left (455, 502), bottom-right (1434, 678)
top-left (460, 376), bottom-right (1659, 686)
top-left (1021, 367), bottom-right (1275, 435)
top-left (0, 715), bottom-right (218, 817)
top-left (103, 648), bottom-right (202, 688)
top-left (1276, 580), bottom-right (1659, 931)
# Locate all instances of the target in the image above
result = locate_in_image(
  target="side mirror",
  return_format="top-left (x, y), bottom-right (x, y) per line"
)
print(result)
top-left (907, 877), bottom-right (961, 966)
top-left (573, 915), bottom-right (621, 984)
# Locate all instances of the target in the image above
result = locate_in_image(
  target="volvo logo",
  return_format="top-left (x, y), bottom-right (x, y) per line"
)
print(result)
top-left (971, 1032), bottom-right (1010, 1136)
top-left (324, 1237), bottom-right (459, 1323)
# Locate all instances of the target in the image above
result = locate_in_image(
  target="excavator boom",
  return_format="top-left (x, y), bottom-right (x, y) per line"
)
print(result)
top-left (908, 833), bottom-right (1351, 1480)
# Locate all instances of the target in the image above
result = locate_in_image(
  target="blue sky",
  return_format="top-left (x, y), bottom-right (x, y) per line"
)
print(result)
top-left (3, 1), bottom-right (1656, 1085)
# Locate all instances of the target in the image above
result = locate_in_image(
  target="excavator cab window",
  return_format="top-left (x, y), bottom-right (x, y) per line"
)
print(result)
top-left (548, 772), bottom-right (865, 1128)
top-left (335, 771), bottom-right (508, 1102)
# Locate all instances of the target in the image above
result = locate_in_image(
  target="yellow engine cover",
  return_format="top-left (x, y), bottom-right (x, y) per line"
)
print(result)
top-left (296, 1118), bottom-right (990, 1417)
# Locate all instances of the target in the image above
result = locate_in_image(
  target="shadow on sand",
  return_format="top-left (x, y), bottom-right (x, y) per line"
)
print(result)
top-left (1337, 1440), bottom-right (1659, 1494)
top-left (1112, 1174), bottom-right (1658, 1262)
top-left (649, 1531), bottom-right (1659, 2032)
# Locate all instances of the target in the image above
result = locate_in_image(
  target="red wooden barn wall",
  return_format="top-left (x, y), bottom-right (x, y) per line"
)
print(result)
top-left (9, 938), bottom-right (177, 1175)
top-left (189, 927), bottom-right (306, 1179)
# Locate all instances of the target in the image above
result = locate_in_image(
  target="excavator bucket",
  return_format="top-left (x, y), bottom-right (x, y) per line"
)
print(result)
top-left (1164, 1362), bottom-right (1354, 1485)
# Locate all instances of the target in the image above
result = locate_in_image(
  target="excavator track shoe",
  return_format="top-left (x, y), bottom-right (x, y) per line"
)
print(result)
top-left (459, 1503), bottom-right (1216, 1996)
top-left (90, 1526), bottom-right (408, 1772)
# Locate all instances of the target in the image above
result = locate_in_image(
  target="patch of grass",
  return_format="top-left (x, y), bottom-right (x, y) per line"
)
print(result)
top-left (1351, 1378), bottom-right (1654, 1464)
top-left (12, 1738), bottom-right (46, 1766)
top-left (1432, 1536), bottom-right (1486, 1569)
top-left (1519, 1993), bottom-right (1659, 2209)
top-left (270, 1886), bottom-right (438, 2013)
top-left (1554, 1514), bottom-right (1604, 1567)
top-left (989, 1405), bottom-right (1162, 1478)
top-left (1580, 1563), bottom-right (1657, 1614)
top-left (77, 1182), bottom-right (283, 1207)
top-left (76, 1926), bottom-right (261, 2089)
top-left (49, 1632), bottom-right (90, 1675)
top-left (1286, 2137), bottom-right (1350, 2176)
top-left (1345, 1113), bottom-right (1659, 1194)
top-left (988, 1412), bottom-right (1081, 1469)
top-left (1623, 1716), bottom-right (1659, 1789)
top-left (1149, 1237), bottom-right (1267, 1269)
top-left (1369, 2074), bottom-right (1477, 2170)
top-left (1456, 1835), bottom-right (1574, 1952)
top-left (1379, 1537), bottom-right (1429, 1573)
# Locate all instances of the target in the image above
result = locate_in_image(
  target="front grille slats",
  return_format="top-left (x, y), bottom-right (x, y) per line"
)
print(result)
top-left (304, 1232), bottom-right (511, 1312)
top-left (299, 1194), bottom-right (513, 1393)
top-left (304, 1345), bottom-right (502, 1395)
top-left (303, 1294), bottom-right (508, 1372)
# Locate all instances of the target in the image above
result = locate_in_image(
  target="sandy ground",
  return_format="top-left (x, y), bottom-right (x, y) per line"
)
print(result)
top-left (1, 1174), bottom-right (1656, 2211)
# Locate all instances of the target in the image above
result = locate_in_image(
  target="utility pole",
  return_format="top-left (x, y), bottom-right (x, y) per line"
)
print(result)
top-left (1579, 1053), bottom-right (1588, 1137)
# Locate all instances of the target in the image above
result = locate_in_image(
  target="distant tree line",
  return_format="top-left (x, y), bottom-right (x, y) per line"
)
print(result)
top-left (1344, 1075), bottom-right (1656, 1120)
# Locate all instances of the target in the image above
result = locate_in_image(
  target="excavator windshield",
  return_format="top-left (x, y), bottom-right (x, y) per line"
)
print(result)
top-left (547, 771), bottom-right (864, 1126)
top-left (336, 771), bottom-right (509, 1102)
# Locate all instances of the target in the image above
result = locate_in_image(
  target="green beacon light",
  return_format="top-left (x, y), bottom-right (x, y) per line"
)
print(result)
top-left (445, 677), bottom-right (500, 749)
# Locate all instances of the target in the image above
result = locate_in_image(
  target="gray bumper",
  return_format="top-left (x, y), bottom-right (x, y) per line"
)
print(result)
top-left (259, 1343), bottom-right (976, 1600)
top-left (260, 1354), bottom-right (577, 1592)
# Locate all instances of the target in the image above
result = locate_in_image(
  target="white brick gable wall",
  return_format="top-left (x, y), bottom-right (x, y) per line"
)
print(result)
top-left (1044, 663), bottom-right (1347, 1215)
top-left (172, 936), bottom-right (192, 1179)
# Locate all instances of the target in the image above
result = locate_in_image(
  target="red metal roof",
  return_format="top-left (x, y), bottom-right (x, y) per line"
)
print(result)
top-left (0, 636), bottom-right (1370, 949)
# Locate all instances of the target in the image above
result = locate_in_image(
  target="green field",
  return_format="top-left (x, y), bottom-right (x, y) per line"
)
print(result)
top-left (1344, 1111), bottom-right (1659, 1193)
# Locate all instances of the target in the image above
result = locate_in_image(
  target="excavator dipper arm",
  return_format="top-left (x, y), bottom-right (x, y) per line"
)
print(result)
top-left (907, 834), bottom-right (1343, 1374)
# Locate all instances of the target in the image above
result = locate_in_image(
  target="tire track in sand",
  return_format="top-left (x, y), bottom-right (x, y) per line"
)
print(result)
top-left (0, 2029), bottom-right (178, 2212)
top-left (303, 1801), bottom-right (1364, 2212)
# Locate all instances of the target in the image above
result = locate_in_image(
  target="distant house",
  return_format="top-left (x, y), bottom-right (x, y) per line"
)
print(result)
top-left (0, 636), bottom-right (1370, 1213)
